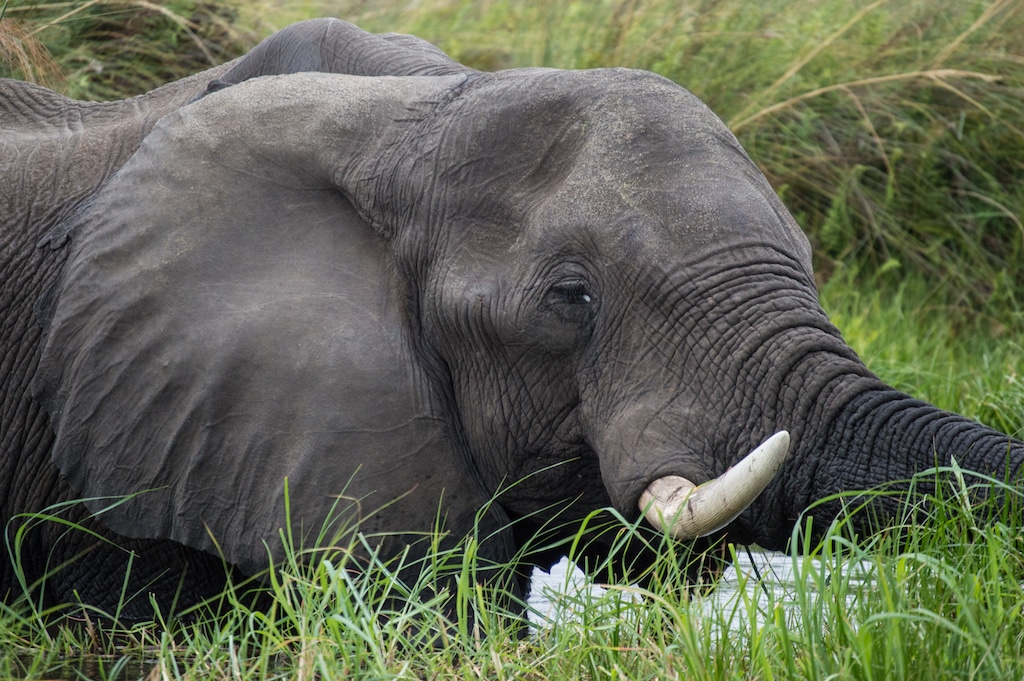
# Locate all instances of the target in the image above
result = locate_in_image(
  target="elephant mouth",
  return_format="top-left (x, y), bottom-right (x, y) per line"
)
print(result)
top-left (638, 431), bottom-right (790, 539)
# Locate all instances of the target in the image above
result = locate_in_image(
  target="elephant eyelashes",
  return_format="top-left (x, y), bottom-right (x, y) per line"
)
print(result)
top-left (546, 281), bottom-right (597, 324)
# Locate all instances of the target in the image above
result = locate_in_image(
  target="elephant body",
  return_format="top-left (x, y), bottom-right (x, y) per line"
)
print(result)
top-left (2, 19), bottom-right (1021, 620)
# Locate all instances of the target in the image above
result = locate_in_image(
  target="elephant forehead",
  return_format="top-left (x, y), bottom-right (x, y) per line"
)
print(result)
top-left (433, 68), bottom-right (811, 266)
top-left (522, 145), bottom-right (810, 268)
top-left (429, 68), bottom-right (723, 205)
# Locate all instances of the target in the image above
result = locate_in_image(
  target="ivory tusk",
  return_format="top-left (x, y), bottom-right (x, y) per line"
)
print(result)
top-left (639, 430), bottom-right (790, 539)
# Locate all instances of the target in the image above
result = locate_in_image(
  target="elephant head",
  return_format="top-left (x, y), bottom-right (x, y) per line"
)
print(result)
top-left (6, 19), bottom-right (1021, 615)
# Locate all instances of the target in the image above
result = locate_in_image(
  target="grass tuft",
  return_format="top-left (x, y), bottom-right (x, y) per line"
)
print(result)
top-left (1, 0), bottom-right (259, 99)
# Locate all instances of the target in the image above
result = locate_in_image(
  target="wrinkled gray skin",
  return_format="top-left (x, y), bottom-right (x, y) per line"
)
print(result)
top-left (2, 19), bottom-right (1021, 620)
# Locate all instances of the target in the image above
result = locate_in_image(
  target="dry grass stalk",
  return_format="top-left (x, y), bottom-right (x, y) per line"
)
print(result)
top-left (0, 17), bottom-right (64, 87)
top-left (729, 68), bottom-right (1002, 132)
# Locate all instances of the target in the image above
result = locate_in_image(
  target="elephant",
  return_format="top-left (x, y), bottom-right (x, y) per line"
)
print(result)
top-left (2, 18), bottom-right (1021, 622)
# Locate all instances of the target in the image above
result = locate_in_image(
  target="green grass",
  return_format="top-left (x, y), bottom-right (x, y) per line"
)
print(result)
top-left (3, 456), bottom-right (1023, 679)
top-left (0, 0), bottom-right (259, 99)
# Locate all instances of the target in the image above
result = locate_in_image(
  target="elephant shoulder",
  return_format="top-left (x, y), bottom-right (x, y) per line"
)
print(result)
top-left (201, 18), bottom-right (473, 96)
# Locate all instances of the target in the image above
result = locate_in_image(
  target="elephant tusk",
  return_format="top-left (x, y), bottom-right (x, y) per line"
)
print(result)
top-left (639, 430), bottom-right (790, 539)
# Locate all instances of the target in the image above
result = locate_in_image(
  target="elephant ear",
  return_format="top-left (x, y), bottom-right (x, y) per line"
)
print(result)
top-left (33, 73), bottom-right (479, 575)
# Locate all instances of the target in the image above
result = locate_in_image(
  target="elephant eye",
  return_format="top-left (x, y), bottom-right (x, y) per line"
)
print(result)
top-left (553, 282), bottom-right (592, 304)
top-left (546, 280), bottom-right (597, 323)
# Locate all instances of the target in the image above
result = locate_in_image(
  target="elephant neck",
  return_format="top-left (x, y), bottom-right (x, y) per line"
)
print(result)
top-left (746, 378), bottom-right (1024, 549)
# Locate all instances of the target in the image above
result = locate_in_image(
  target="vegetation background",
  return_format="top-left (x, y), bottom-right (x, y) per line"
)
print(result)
top-left (2, 1), bottom-right (1024, 678)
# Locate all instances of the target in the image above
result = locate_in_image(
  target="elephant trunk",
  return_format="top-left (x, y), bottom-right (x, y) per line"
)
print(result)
top-left (748, 382), bottom-right (1024, 549)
